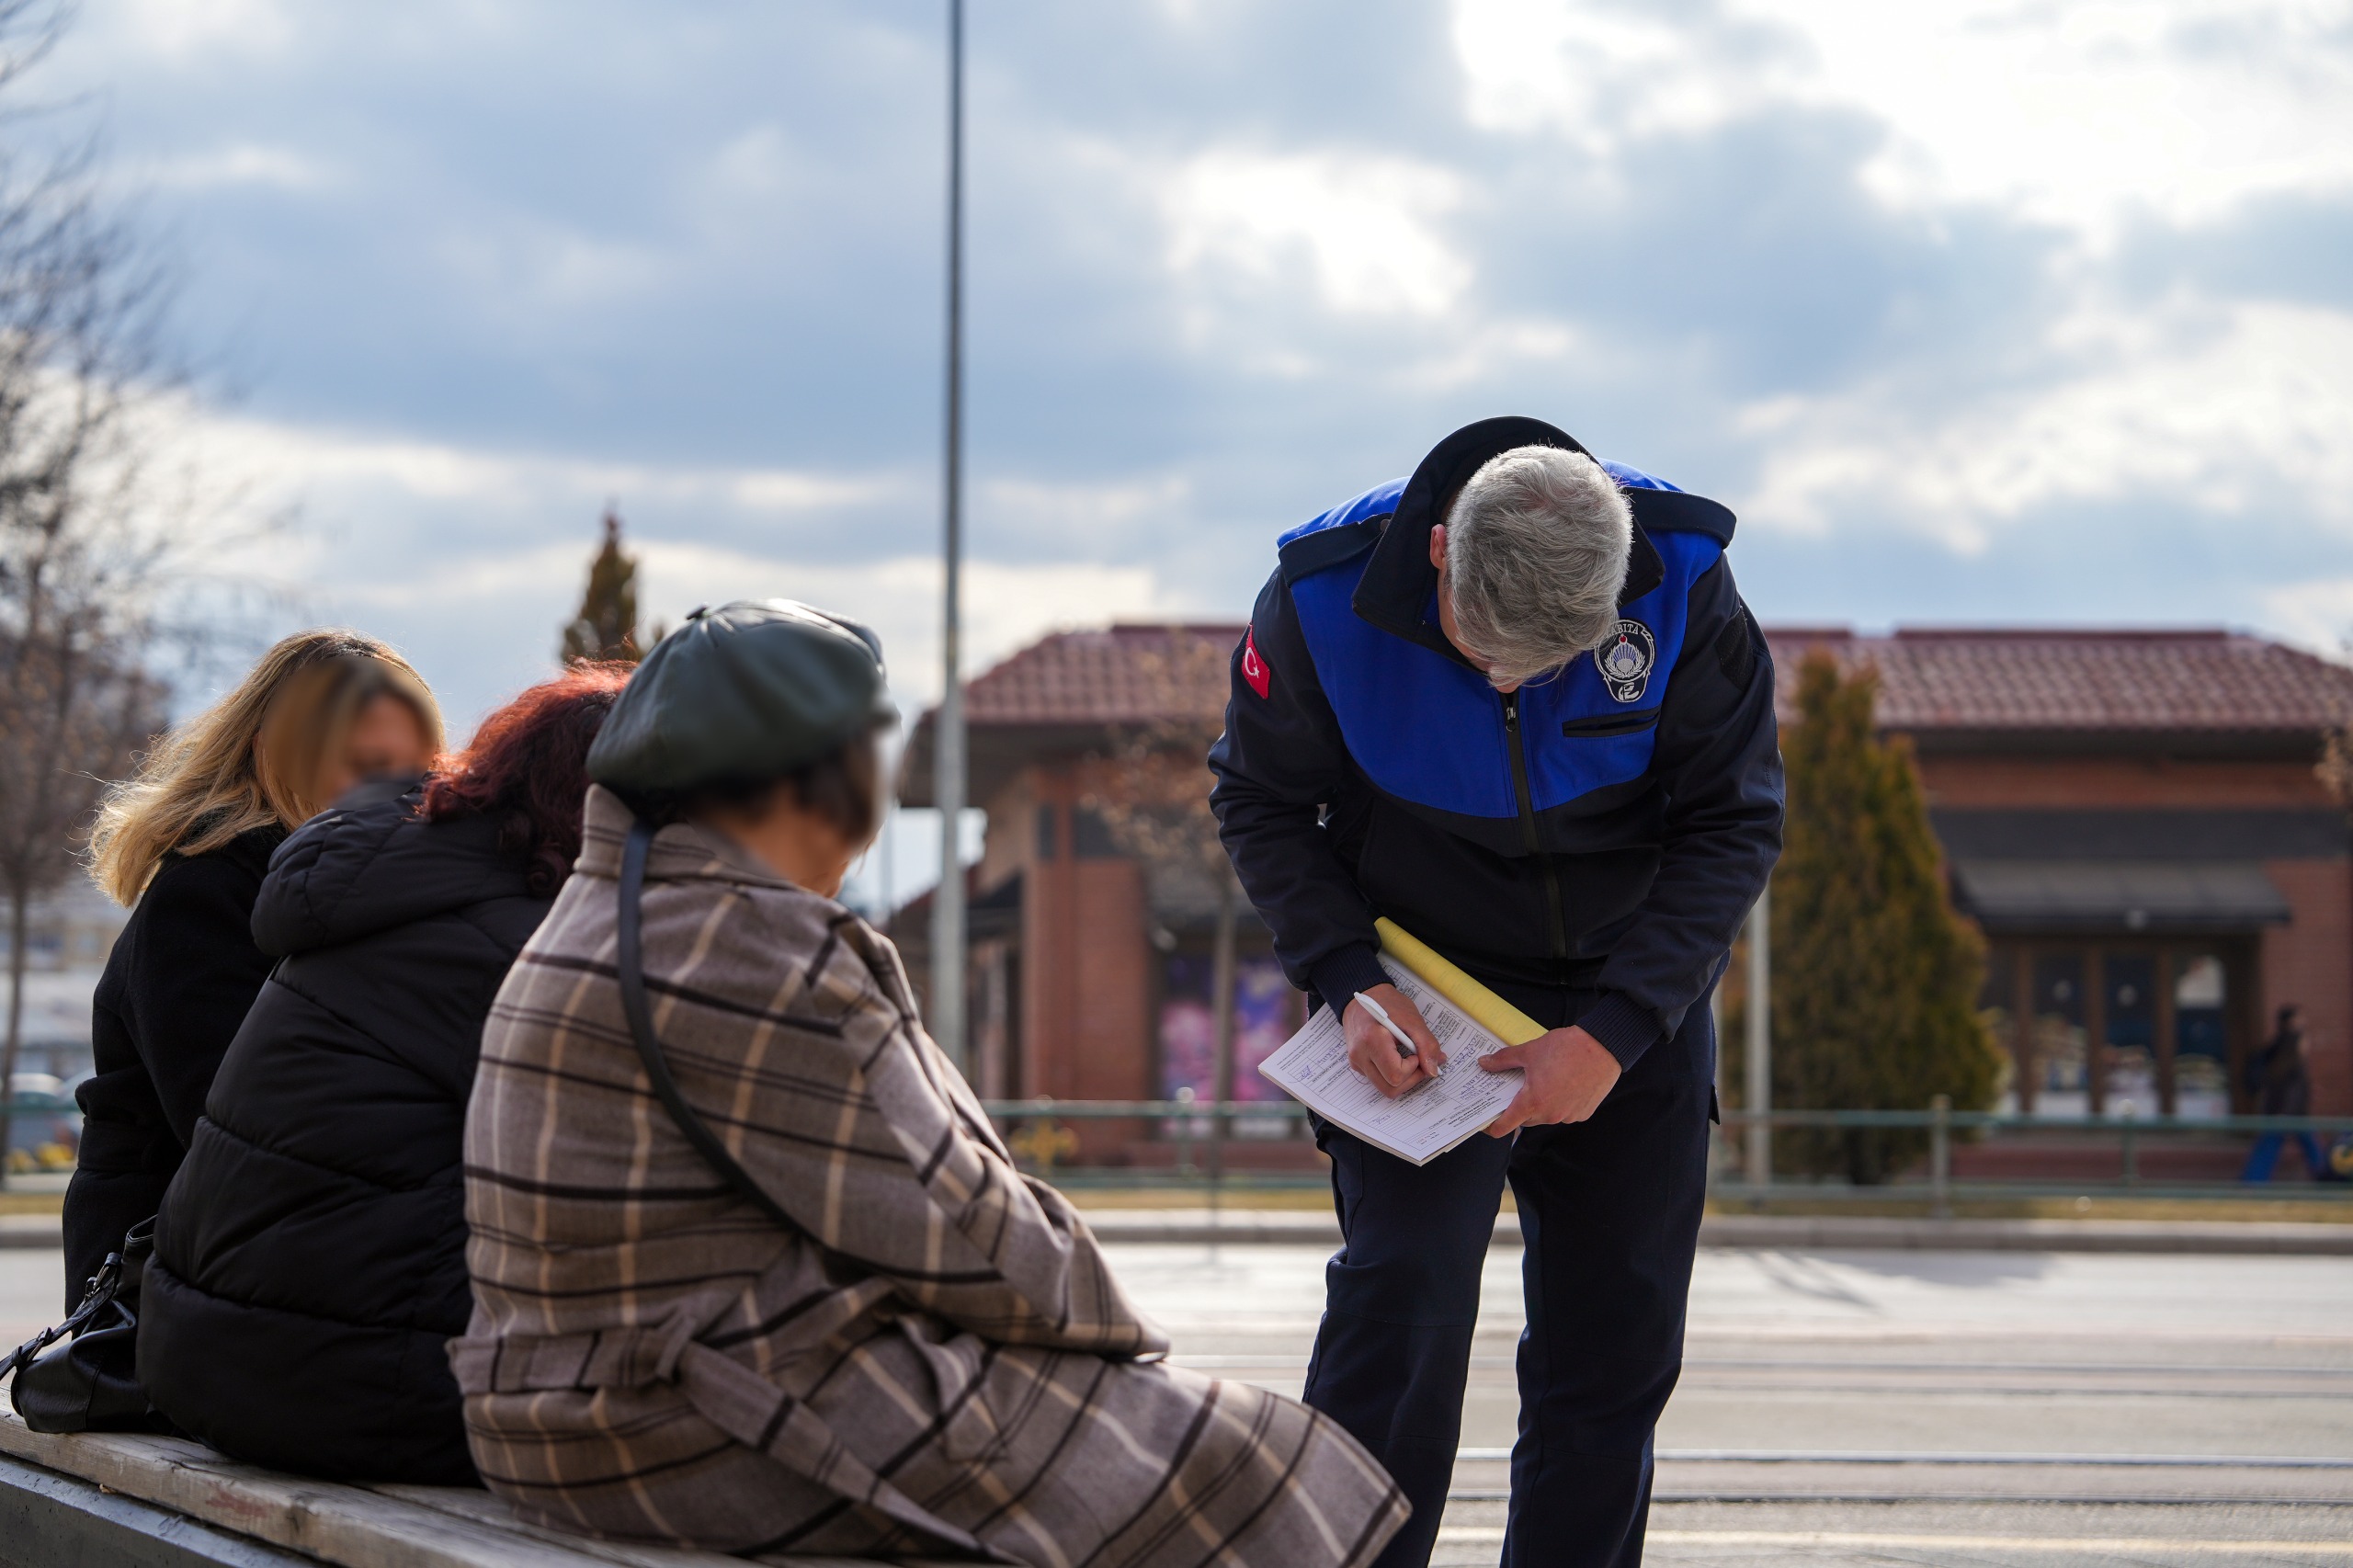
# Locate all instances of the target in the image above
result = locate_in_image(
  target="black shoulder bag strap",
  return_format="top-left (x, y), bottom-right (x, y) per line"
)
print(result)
top-left (617, 816), bottom-right (801, 1236)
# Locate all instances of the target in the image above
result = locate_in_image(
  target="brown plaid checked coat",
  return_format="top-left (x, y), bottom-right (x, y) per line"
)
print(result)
top-left (453, 789), bottom-right (1405, 1566)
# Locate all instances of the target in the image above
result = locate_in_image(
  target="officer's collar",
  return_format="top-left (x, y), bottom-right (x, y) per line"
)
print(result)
top-left (1350, 415), bottom-right (1665, 666)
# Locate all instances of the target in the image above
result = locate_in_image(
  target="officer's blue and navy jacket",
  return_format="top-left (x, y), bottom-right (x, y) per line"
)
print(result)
top-left (1208, 417), bottom-right (1785, 1071)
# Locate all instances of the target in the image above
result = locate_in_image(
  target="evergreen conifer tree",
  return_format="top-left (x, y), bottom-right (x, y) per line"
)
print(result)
top-left (1767, 651), bottom-right (2003, 1183)
top-left (560, 507), bottom-right (642, 665)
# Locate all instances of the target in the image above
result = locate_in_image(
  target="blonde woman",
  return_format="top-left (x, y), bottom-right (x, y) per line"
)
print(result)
top-left (65, 631), bottom-right (440, 1314)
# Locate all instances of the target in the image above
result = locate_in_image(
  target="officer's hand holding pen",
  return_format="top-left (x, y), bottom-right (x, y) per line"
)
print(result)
top-left (1340, 983), bottom-right (1446, 1097)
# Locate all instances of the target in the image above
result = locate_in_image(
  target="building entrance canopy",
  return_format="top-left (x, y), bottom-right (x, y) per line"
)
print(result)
top-left (1953, 859), bottom-right (2291, 933)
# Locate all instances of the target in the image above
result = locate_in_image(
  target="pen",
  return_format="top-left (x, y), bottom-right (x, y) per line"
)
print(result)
top-left (1351, 992), bottom-right (1419, 1060)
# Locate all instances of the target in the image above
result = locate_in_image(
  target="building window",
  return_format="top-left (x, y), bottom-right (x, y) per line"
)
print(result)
top-left (2030, 952), bottom-right (2088, 1115)
top-left (1988, 938), bottom-right (2244, 1119)
top-left (1072, 806), bottom-right (1121, 859)
top-left (2173, 954), bottom-right (2231, 1119)
top-left (1035, 803), bottom-right (1059, 861)
top-left (2102, 954), bottom-right (2157, 1116)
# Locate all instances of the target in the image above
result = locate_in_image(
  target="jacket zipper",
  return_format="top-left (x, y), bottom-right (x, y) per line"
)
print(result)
top-left (1502, 692), bottom-right (1572, 971)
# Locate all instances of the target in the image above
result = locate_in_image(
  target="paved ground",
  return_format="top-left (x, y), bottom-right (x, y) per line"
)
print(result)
top-left (1, 1247), bottom-right (62, 1350)
top-left (7, 1243), bottom-right (2350, 1564)
top-left (1106, 1242), bottom-right (2353, 1566)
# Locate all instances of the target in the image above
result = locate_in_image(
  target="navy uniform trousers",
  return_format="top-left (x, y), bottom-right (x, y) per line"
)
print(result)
top-left (1302, 982), bottom-right (1715, 1568)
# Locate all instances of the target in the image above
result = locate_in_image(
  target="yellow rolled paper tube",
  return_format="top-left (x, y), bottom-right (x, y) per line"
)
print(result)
top-left (1374, 917), bottom-right (1546, 1047)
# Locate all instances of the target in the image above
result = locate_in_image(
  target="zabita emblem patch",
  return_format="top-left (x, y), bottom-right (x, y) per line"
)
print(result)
top-left (1594, 619), bottom-right (1656, 703)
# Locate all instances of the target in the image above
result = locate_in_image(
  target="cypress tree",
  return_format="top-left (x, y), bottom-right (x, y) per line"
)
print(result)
top-left (1768, 651), bottom-right (2003, 1184)
top-left (560, 506), bottom-right (642, 665)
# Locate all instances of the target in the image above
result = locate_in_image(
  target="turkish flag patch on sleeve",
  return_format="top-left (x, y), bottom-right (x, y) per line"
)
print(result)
top-left (1241, 625), bottom-right (1272, 699)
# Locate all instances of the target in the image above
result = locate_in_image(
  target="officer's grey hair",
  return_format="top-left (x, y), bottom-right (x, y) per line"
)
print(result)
top-left (1444, 445), bottom-right (1632, 687)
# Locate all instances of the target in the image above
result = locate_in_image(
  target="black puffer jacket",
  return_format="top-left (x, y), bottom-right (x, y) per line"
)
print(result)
top-left (139, 787), bottom-right (552, 1483)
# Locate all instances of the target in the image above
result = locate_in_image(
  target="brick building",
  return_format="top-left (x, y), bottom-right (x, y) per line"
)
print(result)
top-left (898, 623), bottom-right (2353, 1155)
top-left (894, 625), bottom-right (1294, 1163)
top-left (1772, 628), bottom-right (2353, 1121)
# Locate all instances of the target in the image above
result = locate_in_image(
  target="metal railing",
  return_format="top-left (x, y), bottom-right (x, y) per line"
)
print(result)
top-left (982, 1098), bottom-right (1322, 1190)
top-left (1708, 1102), bottom-right (2352, 1211)
top-left (971, 1096), bottom-right (2351, 1206)
top-left (9, 1092), bottom-right (2347, 1206)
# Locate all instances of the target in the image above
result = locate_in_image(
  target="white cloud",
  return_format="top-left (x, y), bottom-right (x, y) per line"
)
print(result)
top-left (138, 142), bottom-right (334, 192)
top-left (1455, 0), bottom-right (2353, 236)
top-left (174, 406), bottom-right (909, 518)
top-left (1163, 150), bottom-right (1472, 317)
top-left (109, 0), bottom-right (298, 62)
top-left (704, 125), bottom-right (801, 199)
top-left (143, 400), bottom-right (1187, 714)
top-left (2261, 575), bottom-right (2353, 655)
top-left (1411, 316), bottom-right (1587, 392)
top-left (430, 221), bottom-right (672, 312)
top-left (977, 472), bottom-right (1192, 554)
top-left (326, 539), bottom-right (585, 612)
top-left (1453, 0), bottom-right (1788, 152)
top-left (1754, 0), bottom-right (2353, 233)
top-left (633, 543), bottom-right (1188, 710)
top-left (1738, 300), bottom-right (2353, 546)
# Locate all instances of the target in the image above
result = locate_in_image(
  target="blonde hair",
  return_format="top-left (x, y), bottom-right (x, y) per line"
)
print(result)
top-left (88, 631), bottom-right (444, 905)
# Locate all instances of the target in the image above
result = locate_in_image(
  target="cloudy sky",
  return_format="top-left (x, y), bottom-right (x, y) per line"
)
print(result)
top-left (39, 0), bottom-right (2353, 896)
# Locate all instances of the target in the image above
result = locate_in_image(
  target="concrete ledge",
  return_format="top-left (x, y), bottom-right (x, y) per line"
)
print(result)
top-left (1084, 1210), bottom-right (1347, 1246)
top-left (1080, 1209), bottom-right (2353, 1255)
top-left (0, 1214), bottom-right (62, 1250)
top-left (13, 1207), bottom-right (2352, 1257)
top-left (0, 1412), bottom-right (932, 1568)
top-left (1699, 1213), bottom-right (2353, 1255)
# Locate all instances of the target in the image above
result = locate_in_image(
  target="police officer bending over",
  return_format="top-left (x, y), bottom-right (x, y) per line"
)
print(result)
top-left (1209, 417), bottom-right (1783, 1568)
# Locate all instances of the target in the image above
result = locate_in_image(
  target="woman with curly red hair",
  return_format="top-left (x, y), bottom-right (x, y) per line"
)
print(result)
top-left (133, 663), bottom-right (631, 1484)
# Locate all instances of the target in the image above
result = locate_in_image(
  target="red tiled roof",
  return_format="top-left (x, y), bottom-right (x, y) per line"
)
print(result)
top-left (898, 623), bottom-right (1245, 806)
top-left (960, 622), bottom-right (1245, 726)
top-left (910, 623), bottom-right (2353, 782)
top-left (1768, 628), bottom-right (2353, 733)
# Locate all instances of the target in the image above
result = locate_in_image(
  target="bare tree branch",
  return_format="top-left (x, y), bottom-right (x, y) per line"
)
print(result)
top-left (0, 0), bottom-right (222, 1181)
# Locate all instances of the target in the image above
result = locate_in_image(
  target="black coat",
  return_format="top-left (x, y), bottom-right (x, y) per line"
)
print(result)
top-left (139, 790), bottom-right (552, 1484)
top-left (2258, 1027), bottom-right (2313, 1118)
top-left (64, 827), bottom-right (285, 1312)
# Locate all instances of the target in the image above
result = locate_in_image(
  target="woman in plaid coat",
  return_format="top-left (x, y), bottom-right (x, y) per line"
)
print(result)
top-left (454, 601), bottom-right (1406, 1567)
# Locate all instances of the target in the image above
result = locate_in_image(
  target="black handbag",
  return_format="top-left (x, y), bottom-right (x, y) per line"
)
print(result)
top-left (5, 1216), bottom-right (168, 1432)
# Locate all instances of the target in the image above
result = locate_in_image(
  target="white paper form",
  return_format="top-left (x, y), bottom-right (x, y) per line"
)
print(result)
top-left (1257, 954), bottom-right (1525, 1165)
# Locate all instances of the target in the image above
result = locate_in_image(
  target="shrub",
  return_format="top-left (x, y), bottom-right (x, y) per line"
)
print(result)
top-left (1761, 652), bottom-right (2003, 1183)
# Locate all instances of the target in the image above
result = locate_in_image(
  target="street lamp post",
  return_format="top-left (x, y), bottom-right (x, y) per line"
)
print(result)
top-left (930, 0), bottom-right (968, 1073)
top-left (1745, 884), bottom-right (1771, 1189)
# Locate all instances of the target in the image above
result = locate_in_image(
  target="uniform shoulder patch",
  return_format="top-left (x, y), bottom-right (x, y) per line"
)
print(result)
top-left (1241, 625), bottom-right (1272, 699)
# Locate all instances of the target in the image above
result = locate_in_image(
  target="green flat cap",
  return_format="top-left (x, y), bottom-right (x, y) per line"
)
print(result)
top-left (586, 599), bottom-right (897, 792)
